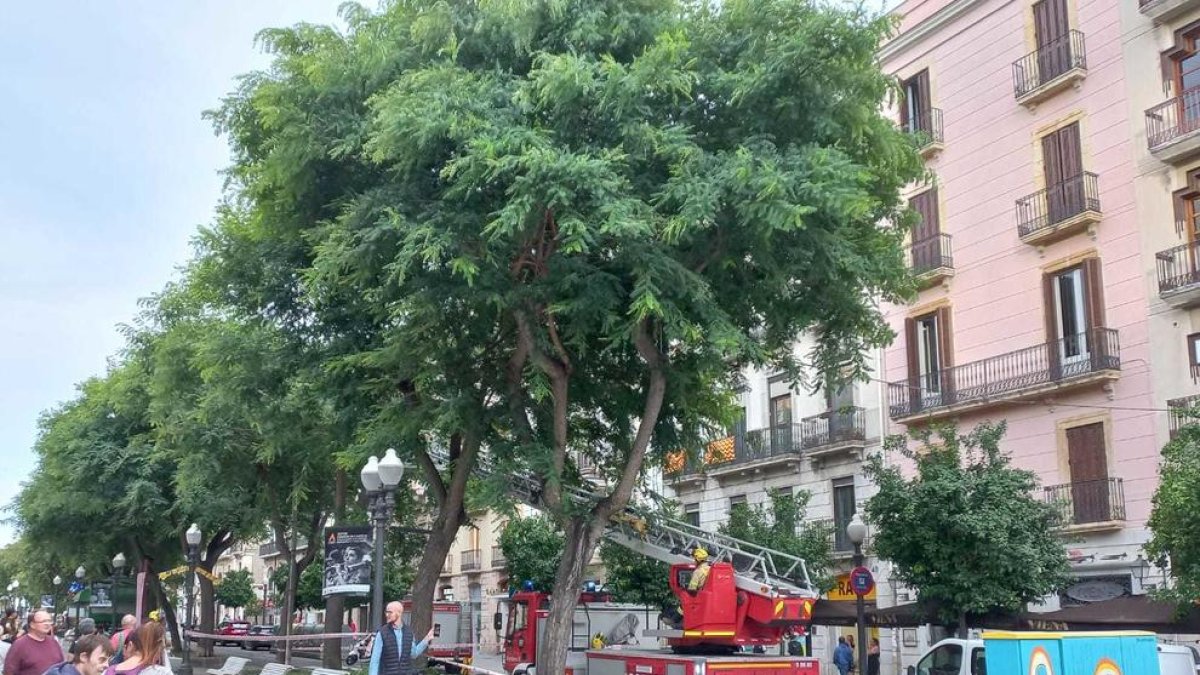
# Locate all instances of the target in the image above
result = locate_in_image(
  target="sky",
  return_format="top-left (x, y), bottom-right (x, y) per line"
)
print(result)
top-left (0, 0), bottom-right (346, 546)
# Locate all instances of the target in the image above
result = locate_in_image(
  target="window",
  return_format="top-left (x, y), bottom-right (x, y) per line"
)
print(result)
top-left (832, 477), bottom-right (856, 552)
top-left (1189, 333), bottom-right (1200, 381)
top-left (914, 643), bottom-right (963, 675)
top-left (971, 648), bottom-right (987, 675)
top-left (1043, 259), bottom-right (1104, 374)
top-left (1065, 421), bottom-right (1112, 524)
top-left (684, 503), bottom-right (701, 528)
top-left (1171, 28), bottom-right (1200, 135)
top-left (769, 394), bottom-right (796, 451)
top-left (1041, 122), bottom-right (1084, 225)
top-left (770, 394), bottom-right (792, 428)
top-left (909, 187), bottom-right (941, 273)
top-left (901, 69), bottom-right (931, 135)
top-left (905, 307), bottom-right (953, 411)
top-left (1032, 0), bottom-right (1071, 82)
top-left (730, 494), bottom-right (748, 514)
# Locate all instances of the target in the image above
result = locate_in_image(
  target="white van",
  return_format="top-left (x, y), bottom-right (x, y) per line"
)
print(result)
top-left (909, 638), bottom-right (1199, 675)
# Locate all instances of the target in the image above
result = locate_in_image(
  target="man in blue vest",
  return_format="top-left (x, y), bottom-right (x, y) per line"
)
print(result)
top-left (367, 602), bottom-right (434, 675)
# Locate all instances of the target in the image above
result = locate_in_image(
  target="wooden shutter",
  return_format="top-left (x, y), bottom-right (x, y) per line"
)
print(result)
top-left (936, 307), bottom-right (955, 404)
top-left (1082, 257), bottom-right (1106, 367)
top-left (1042, 123), bottom-right (1083, 224)
top-left (1033, 0), bottom-right (1069, 48)
top-left (901, 70), bottom-right (931, 132)
top-left (1043, 272), bottom-right (1063, 379)
top-left (905, 317), bottom-right (921, 413)
top-left (910, 188), bottom-right (940, 272)
top-left (1065, 422), bottom-right (1110, 523)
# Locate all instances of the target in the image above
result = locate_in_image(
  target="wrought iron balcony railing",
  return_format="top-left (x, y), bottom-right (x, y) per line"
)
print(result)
top-left (491, 545), bottom-right (507, 569)
top-left (668, 409), bottom-right (867, 479)
top-left (1169, 394), bottom-right (1200, 439)
top-left (910, 233), bottom-right (953, 277)
top-left (1016, 172), bottom-right (1101, 240)
top-left (1146, 86), bottom-right (1200, 151)
top-left (1156, 241), bottom-right (1200, 296)
top-left (887, 328), bottom-right (1121, 420)
top-left (800, 408), bottom-right (867, 450)
top-left (461, 548), bottom-right (482, 572)
top-left (905, 108), bottom-right (944, 152)
top-left (1044, 477), bottom-right (1125, 526)
top-left (1012, 30), bottom-right (1087, 100)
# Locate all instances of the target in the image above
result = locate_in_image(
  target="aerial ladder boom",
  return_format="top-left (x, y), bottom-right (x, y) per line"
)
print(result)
top-left (429, 447), bottom-right (819, 650)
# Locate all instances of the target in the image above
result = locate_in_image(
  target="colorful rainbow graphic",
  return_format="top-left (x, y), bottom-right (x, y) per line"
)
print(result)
top-left (1028, 646), bottom-right (1054, 675)
top-left (1092, 658), bottom-right (1122, 675)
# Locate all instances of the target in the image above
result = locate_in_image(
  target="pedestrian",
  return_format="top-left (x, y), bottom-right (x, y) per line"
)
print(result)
top-left (2, 610), bottom-right (64, 675)
top-left (66, 619), bottom-right (99, 658)
top-left (45, 635), bottom-right (115, 675)
top-left (104, 622), bottom-right (170, 675)
top-left (1, 611), bottom-right (18, 643)
top-left (846, 634), bottom-right (857, 672)
top-left (108, 616), bottom-right (136, 667)
top-left (833, 636), bottom-right (853, 675)
top-left (367, 602), bottom-right (434, 675)
top-left (867, 637), bottom-right (881, 675)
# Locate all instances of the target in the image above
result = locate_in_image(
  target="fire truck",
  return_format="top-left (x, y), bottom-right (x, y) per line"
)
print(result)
top-left (404, 600), bottom-right (473, 671)
top-left (432, 448), bottom-right (822, 675)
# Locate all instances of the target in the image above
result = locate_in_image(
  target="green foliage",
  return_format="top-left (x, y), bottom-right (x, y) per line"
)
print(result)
top-left (1146, 415), bottom-right (1200, 605)
top-left (216, 569), bottom-right (257, 609)
top-left (865, 422), bottom-right (1070, 626)
top-left (272, 563), bottom-right (324, 611)
top-left (718, 490), bottom-right (835, 592)
top-left (499, 516), bottom-right (564, 592)
top-left (598, 542), bottom-right (674, 609)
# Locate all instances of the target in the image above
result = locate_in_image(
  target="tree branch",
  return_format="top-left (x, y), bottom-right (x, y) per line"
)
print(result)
top-left (514, 310), bottom-right (568, 512)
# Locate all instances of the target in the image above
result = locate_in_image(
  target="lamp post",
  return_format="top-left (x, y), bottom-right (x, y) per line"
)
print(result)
top-left (53, 575), bottom-right (62, 626)
top-left (360, 448), bottom-right (405, 629)
top-left (11, 580), bottom-right (18, 614)
top-left (111, 553), bottom-right (126, 633)
top-left (846, 513), bottom-right (869, 675)
top-left (182, 524), bottom-right (201, 675)
top-left (74, 566), bottom-right (85, 630)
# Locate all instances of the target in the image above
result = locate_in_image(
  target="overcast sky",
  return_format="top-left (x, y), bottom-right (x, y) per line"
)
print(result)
top-left (0, 0), bottom-right (345, 547)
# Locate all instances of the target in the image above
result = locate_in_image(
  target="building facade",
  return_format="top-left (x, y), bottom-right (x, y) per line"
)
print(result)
top-left (879, 0), bottom-right (1164, 660)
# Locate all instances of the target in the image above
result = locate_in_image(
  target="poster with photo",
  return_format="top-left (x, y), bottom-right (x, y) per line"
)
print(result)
top-left (323, 526), bottom-right (372, 597)
top-left (89, 582), bottom-right (113, 608)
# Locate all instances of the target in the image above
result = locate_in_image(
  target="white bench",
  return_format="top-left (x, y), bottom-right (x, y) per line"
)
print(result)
top-left (259, 664), bottom-right (293, 675)
top-left (206, 657), bottom-right (250, 675)
top-left (309, 668), bottom-right (350, 675)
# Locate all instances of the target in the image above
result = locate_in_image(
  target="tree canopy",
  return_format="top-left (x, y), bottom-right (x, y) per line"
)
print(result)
top-left (719, 489), bottom-right (835, 593)
top-left (865, 423), bottom-right (1070, 633)
top-left (1146, 415), bottom-right (1200, 605)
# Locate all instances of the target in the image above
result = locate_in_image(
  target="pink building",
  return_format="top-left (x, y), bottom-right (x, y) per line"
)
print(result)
top-left (879, 0), bottom-right (1164, 613)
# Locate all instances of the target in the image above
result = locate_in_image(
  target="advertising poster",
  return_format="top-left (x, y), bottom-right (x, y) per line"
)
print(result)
top-left (323, 526), bottom-right (372, 597)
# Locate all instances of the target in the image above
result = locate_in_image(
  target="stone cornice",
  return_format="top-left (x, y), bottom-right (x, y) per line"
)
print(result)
top-left (878, 0), bottom-right (989, 63)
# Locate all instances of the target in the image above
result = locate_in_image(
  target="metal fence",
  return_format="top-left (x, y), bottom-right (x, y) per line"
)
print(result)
top-left (1013, 30), bottom-right (1087, 99)
top-left (1044, 477), bottom-right (1125, 525)
top-left (1156, 240), bottom-right (1200, 295)
top-left (906, 108), bottom-right (944, 150)
top-left (1146, 86), bottom-right (1200, 150)
top-left (910, 233), bottom-right (953, 276)
top-left (1016, 172), bottom-right (1101, 238)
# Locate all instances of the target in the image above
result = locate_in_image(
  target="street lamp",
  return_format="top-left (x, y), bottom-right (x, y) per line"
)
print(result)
top-left (361, 448), bottom-right (405, 629)
top-left (846, 513), bottom-right (869, 675)
top-left (182, 524), bottom-right (201, 675)
top-left (74, 566), bottom-right (85, 629)
top-left (11, 580), bottom-right (18, 614)
top-left (111, 553), bottom-right (126, 632)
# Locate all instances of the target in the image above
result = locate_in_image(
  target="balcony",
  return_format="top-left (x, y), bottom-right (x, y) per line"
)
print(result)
top-left (1140, 0), bottom-right (1200, 23)
top-left (461, 548), bottom-right (482, 572)
top-left (904, 108), bottom-right (944, 159)
top-left (909, 233), bottom-right (954, 288)
top-left (668, 409), bottom-right (869, 483)
top-left (887, 328), bottom-right (1121, 423)
top-left (491, 545), bottom-right (507, 569)
top-left (257, 538), bottom-right (307, 558)
top-left (1044, 477), bottom-right (1125, 532)
top-left (1012, 30), bottom-right (1087, 107)
top-left (1169, 394), bottom-right (1200, 439)
top-left (1156, 241), bottom-right (1200, 308)
top-left (1146, 87), bottom-right (1200, 163)
top-left (1016, 173), bottom-right (1102, 246)
top-left (800, 408), bottom-right (868, 463)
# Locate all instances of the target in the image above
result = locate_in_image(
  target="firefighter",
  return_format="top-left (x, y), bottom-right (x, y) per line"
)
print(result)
top-left (686, 548), bottom-right (712, 594)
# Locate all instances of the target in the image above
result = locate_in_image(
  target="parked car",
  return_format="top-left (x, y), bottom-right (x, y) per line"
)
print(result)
top-left (216, 621), bottom-right (250, 646)
top-left (240, 625), bottom-right (276, 651)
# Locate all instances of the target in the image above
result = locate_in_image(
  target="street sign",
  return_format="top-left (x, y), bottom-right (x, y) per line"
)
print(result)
top-left (849, 566), bottom-right (875, 597)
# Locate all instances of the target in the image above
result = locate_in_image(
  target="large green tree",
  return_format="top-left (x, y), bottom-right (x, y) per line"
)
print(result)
top-left (719, 490), bottom-right (835, 593)
top-left (865, 422), bottom-right (1070, 636)
top-left (498, 516), bottom-right (564, 593)
top-left (212, 0), bottom-right (922, 667)
top-left (1146, 412), bottom-right (1200, 605)
top-left (216, 569), bottom-right (257, 610)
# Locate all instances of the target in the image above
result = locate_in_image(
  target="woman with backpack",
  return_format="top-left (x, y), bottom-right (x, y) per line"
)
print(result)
top-left (102, 623), bottom-right (170, 675)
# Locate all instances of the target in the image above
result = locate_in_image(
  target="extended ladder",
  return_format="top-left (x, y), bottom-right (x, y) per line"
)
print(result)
top-left (428, 447), bottom-right (818, 600)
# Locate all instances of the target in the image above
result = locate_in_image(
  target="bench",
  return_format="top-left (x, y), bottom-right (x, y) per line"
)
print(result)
top-left (206, 657), bottom-right (250, 675)
top-left (309, 668), bottom-right (350, 675)
top-left (259, 664), bottom-right (293, 675)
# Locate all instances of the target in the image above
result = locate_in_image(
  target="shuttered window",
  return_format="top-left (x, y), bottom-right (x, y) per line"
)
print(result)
top-left (1065, 422), bottom-right (1111, 523)
top-left (1043, 259), bottom-right (1105, 374)
top-left (1033, 0), bottom-right (1071, 82)
top-left (904, 307), bottom-right (954, 412)
top-left (1042, 123), bottom-right (1084, 224)
top-left (901, 70), bottom-right (931, 134)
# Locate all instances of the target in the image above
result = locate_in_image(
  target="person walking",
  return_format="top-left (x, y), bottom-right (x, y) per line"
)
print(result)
top-left (103, 622), bottom-right (171, 675)
top-left (65, 618), bottom-right (99, 658)
top-left (367, 602), bottom-right (433, 675)
top-left (45, 634), bottom-right (115, 675)
top-left (2, 611), bottom-right (64, 675)
top-left (833, 636), bottom-right (854, 675)
top-left (867, 637), bottom-right (881, 675)
top-left (1, 611), bottom-right (18, 643)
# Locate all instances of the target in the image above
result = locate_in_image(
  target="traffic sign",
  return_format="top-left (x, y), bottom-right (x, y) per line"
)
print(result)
top-left (849, 566), bottom-right (874, 597)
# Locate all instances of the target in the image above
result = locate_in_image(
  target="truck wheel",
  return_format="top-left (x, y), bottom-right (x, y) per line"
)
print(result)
top-left (442, 666), bottom-right (460, 674)
top-left (345, 654), bottom-right (358, 666)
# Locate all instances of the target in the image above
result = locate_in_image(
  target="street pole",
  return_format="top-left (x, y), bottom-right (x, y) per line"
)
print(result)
top-left (361, 449), bottom-right (404, 630)
top-left (847, 513), bottom-right (869, 675)
top-left (182, 524), bottom-right (201, 675)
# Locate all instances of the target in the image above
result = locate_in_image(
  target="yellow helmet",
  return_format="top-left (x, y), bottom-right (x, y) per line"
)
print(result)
top-left (693, 548), bottom-right (709, 562)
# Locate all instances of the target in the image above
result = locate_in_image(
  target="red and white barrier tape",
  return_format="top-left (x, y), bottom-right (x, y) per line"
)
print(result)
top-left (183, 630), bottom-right (474, 651)
top-left (427, 657), bottom-right (506, 675)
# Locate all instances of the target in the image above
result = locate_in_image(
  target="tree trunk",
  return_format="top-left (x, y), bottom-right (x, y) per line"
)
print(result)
top-left (409, 518), bottom-right (460, 638)
top-left (280, 557), bottom-right (298, 664)
top-left (322, 470), bottom-right (348, 668)
top-left (199, 572), bottom-right (216, 657)
top-left (148, 572), bottom-right (183, 653)
top-left (536, 518), bottom-right (605, 674)
top-left (957, 612), bottom-right (968, 639)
